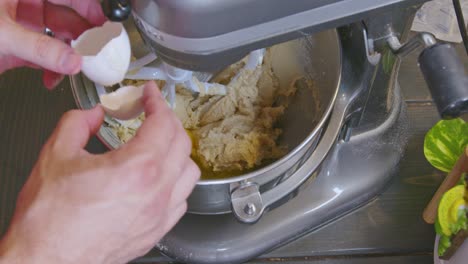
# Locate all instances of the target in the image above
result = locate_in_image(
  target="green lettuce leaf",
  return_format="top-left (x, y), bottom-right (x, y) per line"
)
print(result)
top-left (424, 118), bottom-right (468, 172)
top-left (438, 235), bottom-right (452, 256)
top-left (449, 209), bottom-right (468, 234)
top-left (435, 217), bottom-right (444, 235)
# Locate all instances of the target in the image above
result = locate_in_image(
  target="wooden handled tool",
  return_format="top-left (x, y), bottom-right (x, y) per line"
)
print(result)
top-left (423, 147), bottom-right (468, 224)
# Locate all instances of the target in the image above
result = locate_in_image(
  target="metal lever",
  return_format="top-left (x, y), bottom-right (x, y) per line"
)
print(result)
top-left (387, 32), bottom-right (437, 57)
top-left (419, 44), bottom-right (468, 119)
top-left (101, 0), bottom-right (132, 22)
top-left (387, 32), bottom-right (468, 119)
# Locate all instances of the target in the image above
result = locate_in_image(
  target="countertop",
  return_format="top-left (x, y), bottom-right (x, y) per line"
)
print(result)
top-left (0, 39), bottom-right (466, 263)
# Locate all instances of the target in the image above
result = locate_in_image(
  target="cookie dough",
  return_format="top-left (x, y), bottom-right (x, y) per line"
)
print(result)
top-left (173, 50), bottom-right (295, 172)
top-left (113, 49), bottom-right (297, 177)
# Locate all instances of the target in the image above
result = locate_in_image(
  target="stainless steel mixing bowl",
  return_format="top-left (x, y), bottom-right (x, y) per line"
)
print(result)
top-left (70, 18), bottom-right (342, 220)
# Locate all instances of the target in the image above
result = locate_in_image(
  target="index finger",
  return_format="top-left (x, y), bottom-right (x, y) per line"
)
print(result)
top-left (142, 81), bottom-right (166, 116)
top-left (44, 1), bottom-right (93, 41)
top-left (48, 0), bottom-right (107, 26)
top-left (47, 106), bottom-right (105, 157)
top-left (0, 22), bottom-right (81, 75)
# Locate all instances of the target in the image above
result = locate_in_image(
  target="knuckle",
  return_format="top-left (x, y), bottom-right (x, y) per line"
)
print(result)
top-left (34, 35), bottom-right (53, 59)
top-left (164, 115), bottom-right (176, 137)
top-left (187, 159), bottom-right (201, 181)
top-left (162, 103), bottom-right (177, 117)
top-left (137, 245), bottom-right (155, 259)
top-left (124, 163), bottom-right (154, 191)
top-left (163, 115), bottom-right (177, 128)
top-left (147, 187), bottom-right (172, 212)
top-left (48, 138), bottom-right (62, 153)
top-left (179, 201), bottom-right (188, 213)
top-left (156, 113), bottom-right (177, 139)
top-left (178, 129), bottom-right (192, 156)
top-left (40, 142), bottom-right (56, 162)
top-left (148, 97), bottom-right (164, 114)
top-left (48, 110), bottom-right (80, 148)
top-left (0, 19), bottom-right (14, 49)
top-left (137, 154), bottom-right (167, 187)
top-left (0, 18), bottom-right (7, 30)
top-left (61, 109), bottom-right (81, 122)
top-left (137, 155), bottom-right (157, 180)
top-left (56, 110), bottom-right (80, 130)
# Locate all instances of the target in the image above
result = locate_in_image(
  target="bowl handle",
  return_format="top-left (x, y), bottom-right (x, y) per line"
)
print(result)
top-left (230, 91), bottom-right (350, 224)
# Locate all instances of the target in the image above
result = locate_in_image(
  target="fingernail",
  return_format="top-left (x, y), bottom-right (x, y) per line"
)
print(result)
top-left (60, 51), bottom-right (81, 74)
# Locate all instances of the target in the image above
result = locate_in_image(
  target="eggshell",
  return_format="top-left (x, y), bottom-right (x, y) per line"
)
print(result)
top-left (71, 22), bottom-right (131, 86)
top-left (100, 85), bottom-right (144, 120)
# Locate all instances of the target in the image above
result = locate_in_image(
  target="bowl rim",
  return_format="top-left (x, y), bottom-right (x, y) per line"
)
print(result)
top-left (195, 29), bottom-right (343, 185)
top-left (70, 29), bottom-right (343, 186)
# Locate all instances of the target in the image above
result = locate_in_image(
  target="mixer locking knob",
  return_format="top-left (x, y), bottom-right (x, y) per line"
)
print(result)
top-left (101, 0), bottom-right (132, 22)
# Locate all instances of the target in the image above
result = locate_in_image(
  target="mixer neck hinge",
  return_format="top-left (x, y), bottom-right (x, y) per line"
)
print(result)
top-left (369, 29), bottom-right (468, 119)
top-left (362, 23), bottom-right (437, 63)
top-left (386, 32), bottom-right (437, 58)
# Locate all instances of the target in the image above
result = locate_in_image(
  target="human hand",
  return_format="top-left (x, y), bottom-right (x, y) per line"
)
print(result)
top-left (0, 81), bottom-right (200, 264)
top-left (0, 0), bottom-right (106, 89)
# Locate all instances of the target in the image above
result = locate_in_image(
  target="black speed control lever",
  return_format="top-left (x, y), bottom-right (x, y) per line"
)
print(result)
top-left (419, 43), bottom-right (468, 119)
top-left (388, 32), bottom-right (468, 119)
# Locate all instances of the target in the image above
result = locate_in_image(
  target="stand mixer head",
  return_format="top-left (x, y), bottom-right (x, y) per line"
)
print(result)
top-left (102, 0), bottom-right (467, 119)
top-left (102, 0), bottom-right (428, 72)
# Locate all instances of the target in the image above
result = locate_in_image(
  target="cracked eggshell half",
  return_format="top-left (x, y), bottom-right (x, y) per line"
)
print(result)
top-left (71, 22), bottom-right (131, 86)
top-left (100, 85), bottom-right (145, 120)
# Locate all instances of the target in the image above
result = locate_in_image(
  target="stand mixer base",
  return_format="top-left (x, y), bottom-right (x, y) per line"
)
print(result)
top-left (136, 80), bottom-right (409, 264)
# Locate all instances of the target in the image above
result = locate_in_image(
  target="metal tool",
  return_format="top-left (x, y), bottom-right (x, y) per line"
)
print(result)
top-left (123, 48), bottom-right (265, 108)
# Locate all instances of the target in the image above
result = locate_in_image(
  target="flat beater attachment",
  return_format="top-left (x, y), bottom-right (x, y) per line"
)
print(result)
top-left (121, 49), bottom-right (266, 108)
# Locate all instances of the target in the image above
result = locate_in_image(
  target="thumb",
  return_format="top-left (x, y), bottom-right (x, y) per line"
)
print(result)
top-left (0, 21), bottom-right (81, 75)
top-left (49, 106), bottom-right (105, 155)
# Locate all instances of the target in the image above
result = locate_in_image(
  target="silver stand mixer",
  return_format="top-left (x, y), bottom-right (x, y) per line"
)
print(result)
top-left (94, 1), bottom-right (468, 263)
